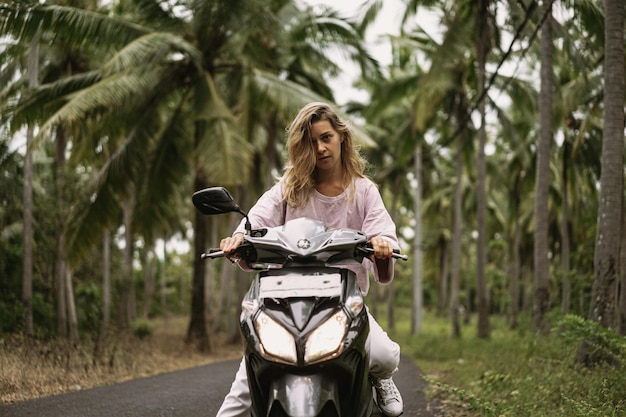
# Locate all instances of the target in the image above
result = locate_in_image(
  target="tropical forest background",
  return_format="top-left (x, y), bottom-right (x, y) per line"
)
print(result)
top-left (0, 0), bottom-right (625, 414)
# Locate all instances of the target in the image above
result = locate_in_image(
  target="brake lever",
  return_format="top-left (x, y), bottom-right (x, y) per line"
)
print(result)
top-left (357, 246), bottom-right (408, 261)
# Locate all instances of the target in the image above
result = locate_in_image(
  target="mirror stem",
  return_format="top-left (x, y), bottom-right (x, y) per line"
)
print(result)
top-left (244, 215), bottom-right (251, 234)
top-left (234, 204), bottom-right (251, 234)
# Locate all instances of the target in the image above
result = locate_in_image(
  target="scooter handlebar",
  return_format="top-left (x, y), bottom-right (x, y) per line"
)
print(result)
top-left (201, 248), bottom-right (225, 259)
top-left (201, 244), bottom-right (408, 262)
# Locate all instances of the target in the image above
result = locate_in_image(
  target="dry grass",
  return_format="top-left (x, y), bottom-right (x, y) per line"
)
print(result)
top-left (0, 316), bottom-right (243, 404)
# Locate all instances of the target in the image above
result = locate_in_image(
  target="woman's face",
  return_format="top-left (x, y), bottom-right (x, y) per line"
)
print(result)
top-left (310, 120), bottom-right (343, 174)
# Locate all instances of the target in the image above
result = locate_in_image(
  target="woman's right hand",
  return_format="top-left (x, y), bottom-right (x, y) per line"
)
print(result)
top-left (220, 232), bottom-right (244, 253)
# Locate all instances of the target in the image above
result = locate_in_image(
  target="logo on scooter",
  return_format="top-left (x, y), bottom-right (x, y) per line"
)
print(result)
top-left (297, 239), bottom-right (311, 249)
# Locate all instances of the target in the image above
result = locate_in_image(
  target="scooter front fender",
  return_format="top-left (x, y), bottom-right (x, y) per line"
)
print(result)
top-left (268, 373), bottom-right (339, 417)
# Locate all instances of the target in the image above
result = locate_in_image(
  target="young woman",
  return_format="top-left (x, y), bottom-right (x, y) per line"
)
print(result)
top-left (217, 102), bottom-right (403, 417)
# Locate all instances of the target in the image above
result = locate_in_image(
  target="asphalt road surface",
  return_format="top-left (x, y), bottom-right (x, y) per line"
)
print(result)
top-left (1, 355), bottom-right (442, 417)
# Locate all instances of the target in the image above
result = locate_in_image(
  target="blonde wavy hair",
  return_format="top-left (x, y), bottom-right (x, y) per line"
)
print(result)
top-left (281, 102), bottom-right (366, 208)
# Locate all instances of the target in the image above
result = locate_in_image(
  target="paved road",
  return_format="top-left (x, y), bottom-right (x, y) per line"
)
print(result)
top-left (1, 355), bottom-right (442, 417)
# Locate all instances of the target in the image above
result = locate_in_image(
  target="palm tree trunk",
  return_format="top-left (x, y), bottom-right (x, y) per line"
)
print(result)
top-left (437, 235), bottom-right (448, 316)
top-left (560, 138), bottom-right (571, 313)
top-left (95, 229), bottom-right (112, 362)
top-left (102, 229), bottom-right (111, 334)
top-left (53, 35), bottom-right (86, 338)
top-left (22, 32), bottom-right (39, 336)
top-left (142, 245), bottom-right (155, 319)
top-left (56, 247), bottom-right (67, 337)
top-left (577, 0), bottom-right (624, 364)
top-left (533, 0), bottom-right (554, 334)
top-left (411, 145), bottom-right (423, 334)
top-left (450, 131), bottom-right (463, 338)
top-left (619, 208), bottom-right (626, 336)
top-left (66, 268), bottom-right (79, 341)
top-left (522, 263), bottom-right (531, 312)
top-left (464, 238), bottom-right (472, 325)
top-left (509, 183), bottom-right (521, 329)
top-left (56, 126), bottom-right (68, 338)
top-left (475, 0), bottom-right (491, 339)
top-left (160, 236), bottom-right (168, 318)
top-left (122, 197), bottom-right (136, 328)
top-left (187, 171), bottom-right (210, 352)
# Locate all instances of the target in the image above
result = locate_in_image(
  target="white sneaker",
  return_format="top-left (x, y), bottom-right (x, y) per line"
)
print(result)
top-left (372, 377), bottom-right (403, 416)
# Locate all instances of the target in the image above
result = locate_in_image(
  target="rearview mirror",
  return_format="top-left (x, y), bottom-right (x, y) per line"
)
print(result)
top-left (192, 187), bottom-right (240, 215)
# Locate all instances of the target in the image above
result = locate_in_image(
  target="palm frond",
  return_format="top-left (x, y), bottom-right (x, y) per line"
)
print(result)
top-left (0, 42), bottom-right (25, 85)
top-left (131, 0), bottom-right (186, 33)
top-left (34, 64), bottom-right (172, 145)
top-left (102, 32), bottom-right (202, 76)
top-left (412, 71), bottom-right (456, 132)
top-left (366, 73), bottom-right (421, 117)
top-left (354, 0), bottom-right (383, 37)
top-left (134, 97), bottom-right (193, 242)
top-left (0, 4), bottom-right (149, 51)
top-left (191, 0), bottom-right (244, 26)
top-left (8, 71), bottom-right (102, 131)
top-left (252, 69), bottom-right (377, 148)
top-left (194, 73), bottom-right (253, 186)
top-left (571, 0), bottom-right (605, 42)
top-left (309, 11), bottom-right (382, 80)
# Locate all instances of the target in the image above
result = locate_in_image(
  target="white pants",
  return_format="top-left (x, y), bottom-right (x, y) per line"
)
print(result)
top-left (215, 310), bottom-right (400, 417)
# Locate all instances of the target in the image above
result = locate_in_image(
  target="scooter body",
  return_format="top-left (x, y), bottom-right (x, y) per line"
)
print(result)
top-left (242, 266), bottom-right (372, 417)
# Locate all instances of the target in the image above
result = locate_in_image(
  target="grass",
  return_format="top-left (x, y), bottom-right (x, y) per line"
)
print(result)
top-left (0, 316), bottom-right (243, 404)
top-left (388, 310), bottom-right (626, 417)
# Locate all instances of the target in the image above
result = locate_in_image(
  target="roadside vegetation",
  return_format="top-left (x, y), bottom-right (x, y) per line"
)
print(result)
top-left (0, 316), bottom-right (242, 404)
top-left (393, 310), bottom-right (626, 417)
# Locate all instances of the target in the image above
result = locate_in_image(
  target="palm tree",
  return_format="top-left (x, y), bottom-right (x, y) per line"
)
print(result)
top-left (533, 0), bottom-right (554, 334)
top-left (474, 0), bottom-right (493, 339)
top-left (556, 25), bottom-right (603, 314)
top-left (577, 0), bottom-right (624, 364)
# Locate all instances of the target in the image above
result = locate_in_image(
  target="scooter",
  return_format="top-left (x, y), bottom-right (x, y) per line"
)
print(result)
top-left (193, 187), bottom-right (407, 417)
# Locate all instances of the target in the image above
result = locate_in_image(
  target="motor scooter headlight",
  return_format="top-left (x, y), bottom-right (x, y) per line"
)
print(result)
top-left (255, 311), bottom-right (297, 364)
top-left (304, 310), bottom-right (348, 364)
